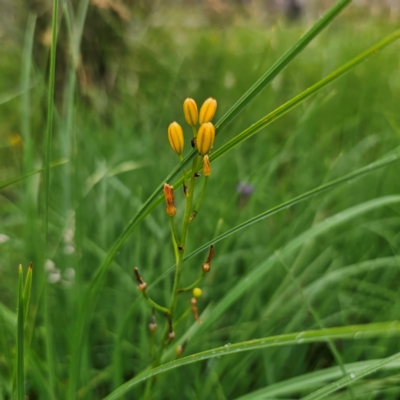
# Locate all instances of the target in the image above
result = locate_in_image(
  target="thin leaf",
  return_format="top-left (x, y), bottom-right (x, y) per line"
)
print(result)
top-left (188, 196), bottom-right (400, 338)
top-left (150, 150), bottom-right (400, 288)
top-left (103, 321), bottom-right (400, 400)
top-left (17, 265), bottom-right (24, 400)
top-left (23, 263), bottom-right (33, 325)
top-left (43, 1), bottom-right (58, 397)
top-left (234, 358), bottom-right (400, 399)
top-left (301, 351), bottom-right (400, 400)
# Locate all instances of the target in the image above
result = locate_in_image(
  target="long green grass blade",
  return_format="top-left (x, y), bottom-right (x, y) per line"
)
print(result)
top-left (44, 0), bottom-right (58, 241)
top-left (110, 28), bottom-right (400, 259)
top-left (23, 263), bottom-right (33, 324)
top-left (150, 150), bottom-right (400, 288)
top-left (103, 321), bottom-right (400, 400)
top-left (186, 196), bottom-right (400, 337)
top-left (16, 265), bottom-right (24, 400)
top-left (235, 358), bottom-right (400, 399)
top-left (301, 351), bottom-right (400, 400)
top-left (43, 1), bottom-right (58, 398)
top-left (210, 29), bottom-right (400, 162)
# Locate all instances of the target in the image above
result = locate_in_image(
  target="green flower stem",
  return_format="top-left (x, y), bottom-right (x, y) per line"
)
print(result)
top-left (192, 126), bottom-right (197, 137)
top-left (141, 292), bottom-right (170, 315)
top-left (169, 216), bottom-right (180, 252)
top-left (192, 176), bottom-right (209, 221)
top-left (170, 156), bottom-right (200, 314)
top-left (178, 155), bottom-right (188, 194)
top-left (178, 274), bottom-right (204, 293)
top-left (154, 156), bottom-right (201, 369)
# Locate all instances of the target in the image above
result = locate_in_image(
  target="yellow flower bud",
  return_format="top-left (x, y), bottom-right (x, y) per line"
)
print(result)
top-left (193, 287), bottom-right (202, 298)
top-left (163, 183), bottom-right (176, 217)
top-left (199, 97), bottom-right (217, 124)
top-left (183, 98), bottom-right (198, 126)
top-left (196, 122), bottom-right (215, 156)
top-left (168, 122), bottom-right (184, 155)
top-left (203, 155), bottom-right (211, 177)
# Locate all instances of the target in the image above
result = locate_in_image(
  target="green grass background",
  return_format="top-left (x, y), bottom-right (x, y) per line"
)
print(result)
top-left (1, 2), bottom-right (400, 398)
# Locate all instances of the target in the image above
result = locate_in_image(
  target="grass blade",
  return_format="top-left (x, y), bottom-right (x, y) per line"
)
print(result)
top-left (23, 263), bottom-right (33, 325)
top-left (110, 28), bottom-right (400, 259)
top-left (150, 149), bottom-right (400, 287)
top-left (103, 321), bottom-right (400, 399)
top-left (44, 0), bottom-right (58, 242)
top-left (235, 358), bottom-right (400, 399)
top-left (186, 196), bottom-right (400, 338)
top-left (16, 265), bottom-right (24, 400)
top-left (301, 351), bottom-right (400, 400)
top-left (210, 29), bottom-right (400, 164)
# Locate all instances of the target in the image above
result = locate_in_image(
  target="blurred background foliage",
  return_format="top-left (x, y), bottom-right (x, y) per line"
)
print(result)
top-left (1, 0), bottom-right (400, 398)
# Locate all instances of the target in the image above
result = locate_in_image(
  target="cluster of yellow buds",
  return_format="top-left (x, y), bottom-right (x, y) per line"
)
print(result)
top-left (168, 97), bottom-right (217, 158)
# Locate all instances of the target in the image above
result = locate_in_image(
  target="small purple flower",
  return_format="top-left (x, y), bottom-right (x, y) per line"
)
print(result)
top-left (236, 182), bottom-right (254, 209)
top-left (236, 182), bottom-right (254, 196)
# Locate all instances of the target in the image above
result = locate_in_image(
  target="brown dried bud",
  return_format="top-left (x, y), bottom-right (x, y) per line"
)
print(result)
top-left (168, 122), bottom-right (184, 155)
top-left (183, 98), bottom-right (198, 126)
top-left (203, 155), bottom-right (211, 177)
top-left (191, 297), bottom-right (202, 324)
top-left (149, 322), bottom-right (157, 332)
top-left (199, 97), bottom-right (217, 125)
top-left (138, 282), bottom-right (147, 292)
top-left (163, 183), bottom-right (176, 217)
top-left (202, 262), bottom-right (210, 273)
top-left (196, 122), bottom-right (215, 156)
top-left (168, 331), bottom-right (175, 341)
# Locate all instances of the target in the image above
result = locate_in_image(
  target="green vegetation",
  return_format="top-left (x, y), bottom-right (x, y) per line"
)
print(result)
top-left (1, 0), bottom-right (400, 398)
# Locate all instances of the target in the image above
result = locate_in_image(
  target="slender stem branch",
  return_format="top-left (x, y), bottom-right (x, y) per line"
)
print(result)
top-left (141, 292), bottom-right (170, 315)
top-left (178, 274), bottom-right (204, 293)
top-left (178, 154), bottom-right (188, 195)
top-left (192, 176), bottom-right (209, 220)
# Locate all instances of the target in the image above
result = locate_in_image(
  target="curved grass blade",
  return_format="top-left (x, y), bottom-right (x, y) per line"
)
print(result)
top-left (0, 160), bottom-right (68, 190)
top-left (234, 358), bottom-right (400, 399)
top-left (103, 321), bottom-right (400, 400)
top-left (17, 265), bottom-right (24, 400)
top-left (209, 29), bottom-right (400, 164)
top-left (114, 28), bottom-right (400, 253)
top-left (301, 351), bottom-right (400, 400)
top-left (149, 150), bottom-right (400, 288)
top-left (185, 196), bottom-right (400, 337)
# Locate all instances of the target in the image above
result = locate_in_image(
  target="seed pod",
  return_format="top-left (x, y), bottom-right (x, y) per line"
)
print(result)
top-left (193, 287), bottom-right (202, 298)
top-left (163, 183), bottom-right (176, 217)
top-left (168, 122), bottom-right (184, 155)
top-left (203, 155), bottom-right (211, 177)
top-left (183, 98), bottom-right (198, 126)
top-left (196, 122), bottom-right (215, 156)
top-left (199, 98), bottom-right (217, 124)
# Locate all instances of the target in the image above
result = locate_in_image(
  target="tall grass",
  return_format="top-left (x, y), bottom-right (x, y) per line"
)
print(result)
top-left (0, 0), bottom-right (400, 398)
